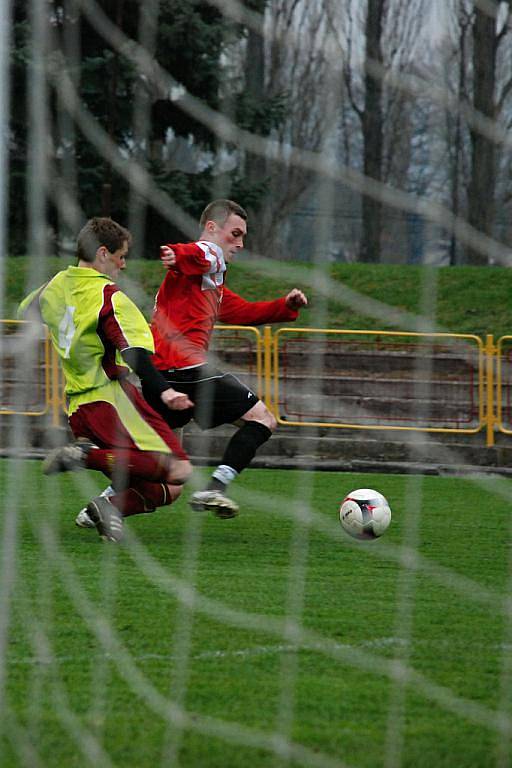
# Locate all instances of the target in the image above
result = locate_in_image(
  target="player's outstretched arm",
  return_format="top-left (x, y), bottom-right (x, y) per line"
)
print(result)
top-left (219, 286), bottom-right (308, 326)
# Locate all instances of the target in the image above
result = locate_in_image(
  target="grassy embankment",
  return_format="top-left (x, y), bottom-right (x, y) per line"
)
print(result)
top-left (6, 257), bottom-right (512, 338)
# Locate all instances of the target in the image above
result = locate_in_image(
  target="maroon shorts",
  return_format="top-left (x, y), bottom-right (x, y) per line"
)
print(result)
top-left (68, 379), bottom-right (188, 460)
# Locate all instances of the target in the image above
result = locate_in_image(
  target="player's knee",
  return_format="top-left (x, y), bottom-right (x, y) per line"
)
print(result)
top-left (267, 410), bottom-right (277, 432)
top-left (244, 401), bottom-right (277, 432)
top-left (256, 406), bottom-right (277, 433)
top-left (166, 458), bottom-right (192, 485)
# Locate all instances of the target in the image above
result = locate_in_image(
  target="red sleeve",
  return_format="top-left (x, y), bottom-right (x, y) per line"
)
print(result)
top-left (218, 287), bottom-right (299, 326)
top-left (97, 285), bottom-right (131, 379)
top-left (164, 242), bottom-right (224, 276)
top-left (98, 285), bottom-right (129, 350)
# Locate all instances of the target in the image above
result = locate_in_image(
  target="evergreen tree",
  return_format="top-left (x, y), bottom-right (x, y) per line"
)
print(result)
top-left (8, 0), bottom-right (274, 254)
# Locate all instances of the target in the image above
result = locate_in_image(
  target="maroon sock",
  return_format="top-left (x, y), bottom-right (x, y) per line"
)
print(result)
top-left (111, 482), bottom-right (182, 517)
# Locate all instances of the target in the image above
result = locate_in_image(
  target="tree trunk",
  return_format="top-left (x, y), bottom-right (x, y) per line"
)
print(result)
top-left (245, 26), bottom-right (266, 186)
top-left (449, 9), bottom-right (469, 266)
top-left (102, 0), bottom-right (125, 217)
top-left (359, 0), bottom-right (384, 263)
top-left (244, 21), bottom-right (269, 254)
top-left (467, 4), bottom-right (498, 265)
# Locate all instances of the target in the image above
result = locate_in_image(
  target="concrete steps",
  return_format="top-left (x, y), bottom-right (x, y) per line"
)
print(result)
top-left (1, 415), bottom-right (510, 476)
top-left (178, 423), bottom-right (512, 475)
top-left (1, 337), bottom-right (509, 475)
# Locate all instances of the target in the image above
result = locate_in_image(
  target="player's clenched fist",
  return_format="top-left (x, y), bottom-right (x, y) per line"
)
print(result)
top-left (285, 288), bottom-right (308, 310)
top-left (160, 245), bottom-right (176, 269)
top-left (161, 387), bottom-right (193, 411)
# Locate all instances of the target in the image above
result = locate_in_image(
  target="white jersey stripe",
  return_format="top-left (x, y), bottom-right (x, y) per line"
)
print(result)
top-left (196, 240), bottom-right (226, 274)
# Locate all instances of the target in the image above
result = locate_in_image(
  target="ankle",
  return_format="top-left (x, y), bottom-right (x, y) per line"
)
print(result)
top-left (207, 477), bottom-right (227, 493)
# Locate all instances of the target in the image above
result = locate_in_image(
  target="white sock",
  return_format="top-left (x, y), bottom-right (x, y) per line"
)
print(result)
top-left (212, 465), bottom-right (239, 487)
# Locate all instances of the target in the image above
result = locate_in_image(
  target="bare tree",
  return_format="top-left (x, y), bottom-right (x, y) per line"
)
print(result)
top-left (127, 0), bottom-right (160, 259)
top-left (243, 1), bottom-right (267, 193)
top-left (448, 3), bottom-right (472, 265)
top-left (242, 0), bottom-right (335, 257)
top-left (358, 0), bottom-right (385, 262)
top-left (467, 0), bottom-right (512, 264)
top-left (323, 0), bottom-right (428, 263)
top-left (101, 0), bottom-right (125, 216)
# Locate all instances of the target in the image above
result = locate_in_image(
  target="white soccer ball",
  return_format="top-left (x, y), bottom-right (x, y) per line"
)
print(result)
top-left (339, 488), bottom-right (391, 541)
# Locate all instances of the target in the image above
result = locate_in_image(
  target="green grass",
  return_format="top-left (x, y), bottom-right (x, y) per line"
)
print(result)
top-left (6, 256), bottom-right (512, 338)
top-left (2, 461), bottom-right (512, 767)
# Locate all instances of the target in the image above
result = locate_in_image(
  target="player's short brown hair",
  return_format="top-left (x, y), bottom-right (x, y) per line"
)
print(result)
top-left (199, 199), bottom-right (247, 229)
top-left (76, 217), bottom-right (131, 262)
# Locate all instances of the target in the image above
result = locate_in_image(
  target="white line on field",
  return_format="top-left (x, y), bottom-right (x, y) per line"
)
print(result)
top-left (5, 637), bottom-right (408, 666)
top-left (13, 635), bottom-right (511, 667)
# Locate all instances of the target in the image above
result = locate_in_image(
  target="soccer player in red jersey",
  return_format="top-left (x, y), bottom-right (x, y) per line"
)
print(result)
top-left (145, 199), bottom-right (308, 519)
top-left (19, 218), bottom-right (193, 541)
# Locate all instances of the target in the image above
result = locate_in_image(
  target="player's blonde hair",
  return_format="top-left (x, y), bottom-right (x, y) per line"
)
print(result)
top-left (199, 199), bottom-right (247, 229)
top-left (76, 217), bottom-right (131, 262)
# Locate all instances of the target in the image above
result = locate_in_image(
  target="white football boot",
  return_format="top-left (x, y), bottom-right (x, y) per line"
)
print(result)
top-left (189, 490), bottom-right (239, 519)
top-left (75, 486), bottom-right (114, 528)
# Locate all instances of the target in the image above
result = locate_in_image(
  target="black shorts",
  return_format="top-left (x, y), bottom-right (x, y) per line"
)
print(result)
top-left (143, 364), bottom-right (260, 430)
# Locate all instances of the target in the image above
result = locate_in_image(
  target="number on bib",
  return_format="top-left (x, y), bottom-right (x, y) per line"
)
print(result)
top-left (58, 306), bottom-right (76, 358)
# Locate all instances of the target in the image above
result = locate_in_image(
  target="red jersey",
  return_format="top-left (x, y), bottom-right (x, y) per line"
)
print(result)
top-left (150, 240), bottom-right (299, 370)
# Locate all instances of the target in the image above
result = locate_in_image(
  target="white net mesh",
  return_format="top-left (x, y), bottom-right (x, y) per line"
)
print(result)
top-left (2, 1), bottom-right (512, 766)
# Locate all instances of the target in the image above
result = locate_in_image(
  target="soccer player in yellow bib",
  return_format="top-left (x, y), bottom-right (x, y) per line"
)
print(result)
top-left (19, 217), bottom-right (193, 542)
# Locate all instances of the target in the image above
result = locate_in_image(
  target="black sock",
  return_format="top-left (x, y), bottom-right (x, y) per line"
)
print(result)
top-left (219, 421), bottom-right (273, 475)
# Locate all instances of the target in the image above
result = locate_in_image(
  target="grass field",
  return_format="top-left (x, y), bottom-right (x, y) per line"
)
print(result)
top-left (1, 460), bottom-right (512, 767)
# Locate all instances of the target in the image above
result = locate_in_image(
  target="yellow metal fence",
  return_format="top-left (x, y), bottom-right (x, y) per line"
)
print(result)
top-left (271, 327), bottom-right (485, 436)
top-left (2, 320), bottom-right (511, 447)
top-left (0, 319), bottom-right (52, 417)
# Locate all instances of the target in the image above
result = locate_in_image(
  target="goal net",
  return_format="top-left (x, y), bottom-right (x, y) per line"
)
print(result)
top-left (1, 2), bottom-right (512, 767)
